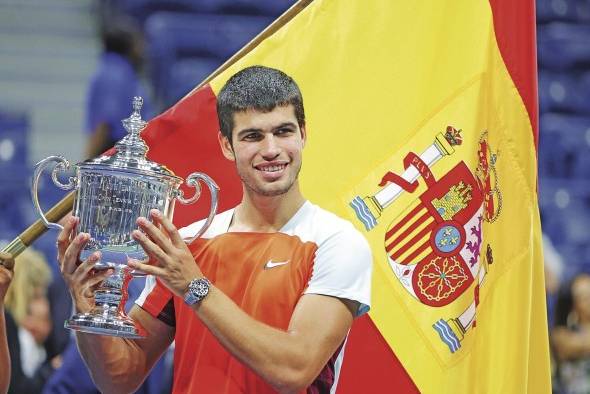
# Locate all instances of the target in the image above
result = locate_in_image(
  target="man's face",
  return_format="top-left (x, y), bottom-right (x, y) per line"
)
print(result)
top-left (220, 104), bottom-right (305, 197)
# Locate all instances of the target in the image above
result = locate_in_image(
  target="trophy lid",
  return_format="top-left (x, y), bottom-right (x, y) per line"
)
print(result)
top-left (79, 97), bottom-right (181, 182)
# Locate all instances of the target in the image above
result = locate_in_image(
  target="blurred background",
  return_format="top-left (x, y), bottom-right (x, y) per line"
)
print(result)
top-left (0, 0), bottom-right (588, 392)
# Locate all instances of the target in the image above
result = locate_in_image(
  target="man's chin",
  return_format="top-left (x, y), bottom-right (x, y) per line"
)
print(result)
top-left (249, 181), bottom-right (293, 197)
top-left (257, 186), bottom-right (290, 197)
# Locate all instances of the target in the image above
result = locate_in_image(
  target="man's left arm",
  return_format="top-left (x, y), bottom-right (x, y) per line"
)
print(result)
top-left (195, 289), bottom-right (356, 393)
top-left (129, 210), bottom-right (369, 394)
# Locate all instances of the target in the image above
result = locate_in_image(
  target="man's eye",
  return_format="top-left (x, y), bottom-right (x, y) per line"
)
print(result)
top-left (276, 128), bottom-right (293, 136)
top-left (244, 133), bottom-right (262, 140)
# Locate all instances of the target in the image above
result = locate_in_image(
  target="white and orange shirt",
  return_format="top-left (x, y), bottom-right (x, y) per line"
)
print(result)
top-left (136, 201), bottom-right (372, 394)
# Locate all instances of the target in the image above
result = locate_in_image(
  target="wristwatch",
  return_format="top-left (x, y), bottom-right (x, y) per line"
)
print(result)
top-left (183, 277), bottom-right (211, 306)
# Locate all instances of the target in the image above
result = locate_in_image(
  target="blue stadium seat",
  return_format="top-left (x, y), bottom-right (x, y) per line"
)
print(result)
top-left (536, 0), bottom-right (579, 23)
top-left (538, 113), bottom-right (590, 178)
top-left (0, 184), bottom-right (31, 234)
top-left (217, 0), bottom-right (295, 16)
top-left (561, 203), bottom-right (590, 246)
top-left (0, 109), bottom-right (29, 184)
top-left (537, 23), bottom-right (590, 71)
top-left (558, 243), bottom-right (590, 281)
top-left (166, 57), bottom-right (223, 106)
top-left (145, 12), bottom-right (273, 106)
top-left (573, 0), bottom-right (590, 23)
top-left (112, 0), bottom-right (222, 24)
top-left (538, 71), bottom-right (590, 114)
top-left (104, 0), bottom-right (295, 24)
top-left (539, 184), bottom-right (590, 247)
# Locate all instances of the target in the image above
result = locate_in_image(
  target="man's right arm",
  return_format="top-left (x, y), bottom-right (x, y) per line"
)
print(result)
top-left (58, 217), bottom-right (174, 393)
top-left (75, 306), bottom-right (173, 393)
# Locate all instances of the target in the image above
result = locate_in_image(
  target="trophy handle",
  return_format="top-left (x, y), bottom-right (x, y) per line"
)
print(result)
top-left (31, 156), bottom-right (76, 231)
top-left (176, 172), bottom-right (219, 243)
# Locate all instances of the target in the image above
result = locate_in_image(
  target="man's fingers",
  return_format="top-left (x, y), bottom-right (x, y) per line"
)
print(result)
top-left (0, 265), bottom-right (13, 282)
top-left (85, 268), bottom-right (114, 289)
top-left (132, 229), bottom-right (169, 264)
top-left (72, 252), bottom-right (101, 281)
top-left (62, 232), bottom-right (90, 275)
top-left (127, 258), bottom-right (165, 277)
top-left (150, 209), bottom-right (184, 246)
top-left (136, 216), bottom-right (174, 254)
top-left (0, 259), bottom-right (14, 271)
top-left (0, 252), bottom-right (14, 270)
top-left (57, 216), bottom-right (78, 260)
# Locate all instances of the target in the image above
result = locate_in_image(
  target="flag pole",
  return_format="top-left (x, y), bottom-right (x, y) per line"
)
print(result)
top-left (2, 192), bottom-right (75, 259)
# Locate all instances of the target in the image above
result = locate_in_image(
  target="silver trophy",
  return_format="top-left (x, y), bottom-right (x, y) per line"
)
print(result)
top-left (31, 97), bottom-right (219, 338)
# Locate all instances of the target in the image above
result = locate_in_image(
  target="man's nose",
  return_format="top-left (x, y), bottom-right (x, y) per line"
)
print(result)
top-left (260, 135), bottom-right (281, 158)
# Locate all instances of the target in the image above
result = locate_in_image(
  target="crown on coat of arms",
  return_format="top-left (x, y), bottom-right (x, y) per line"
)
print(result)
top-left (432, 181), bottom-right (473, 220)
top-left (444, 125), bottom-right (463, 147)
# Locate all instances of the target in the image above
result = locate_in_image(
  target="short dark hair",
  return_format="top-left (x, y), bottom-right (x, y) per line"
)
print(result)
top-left (216, 66), bottom-right (305, 142)
top-left (101, 17), bottom-right (141, 62)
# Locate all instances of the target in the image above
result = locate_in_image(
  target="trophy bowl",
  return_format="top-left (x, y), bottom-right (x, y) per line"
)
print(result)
top-left (31, 97), bottom-right (219, 338)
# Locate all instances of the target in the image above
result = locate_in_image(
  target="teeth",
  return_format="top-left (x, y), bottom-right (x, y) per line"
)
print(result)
top-left (259, 164), bottom-right (285, 172)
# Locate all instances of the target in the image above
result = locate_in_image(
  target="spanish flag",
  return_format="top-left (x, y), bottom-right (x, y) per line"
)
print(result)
top-left (141, 0), bottom-right (550, 391)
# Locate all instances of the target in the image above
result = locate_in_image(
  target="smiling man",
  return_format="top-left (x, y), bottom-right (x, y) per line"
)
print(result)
top-left (57, 66), bottom-right (372, 394)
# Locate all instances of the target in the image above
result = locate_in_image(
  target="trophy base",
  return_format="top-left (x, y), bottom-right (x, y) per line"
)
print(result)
top-left (65, 311), bottom-right (146, 339)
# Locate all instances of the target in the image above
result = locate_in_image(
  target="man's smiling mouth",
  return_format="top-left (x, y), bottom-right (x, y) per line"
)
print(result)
top-left (255, 163), bottom-right (287, 172)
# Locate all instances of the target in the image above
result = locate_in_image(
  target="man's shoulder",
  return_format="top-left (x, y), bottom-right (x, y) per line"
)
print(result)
top-left (283, 201), bottom-right (367, 248)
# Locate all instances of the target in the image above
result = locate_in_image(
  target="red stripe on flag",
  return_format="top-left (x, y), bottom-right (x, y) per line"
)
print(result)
top-left (141, 85), bottom-right (243, 228)
top-left (384, 204), bottom-right (424, 240)
top-left (385, 211), bottom-right (431, 253)
top-left (392, 223), bottom-right (434, 260)
top-left (337, 315), bottom-right (419, 394)
top-left (488, 0), bottom-right (538, 149)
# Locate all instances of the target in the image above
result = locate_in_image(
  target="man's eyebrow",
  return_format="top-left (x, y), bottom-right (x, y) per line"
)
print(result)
top-left (273, 122), bottom-right (297, 131)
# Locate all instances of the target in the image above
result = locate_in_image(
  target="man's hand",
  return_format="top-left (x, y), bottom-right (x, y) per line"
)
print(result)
top-left (56, 216), bottom-right (113, 313)
top-left (0, 252), bottom-right (14, 303)
top-left (128, 209), bottom-right (201, 298)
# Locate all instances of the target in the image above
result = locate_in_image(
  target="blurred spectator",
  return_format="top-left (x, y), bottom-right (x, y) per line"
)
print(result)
top-left (0, 252), bottom-right (15, 394)
top-left (552, 273), bottom-right (590, 393)
top-left (85, 19), bottom-right (153, 159)
top-left (544, 233), bottom-right (565, 327)
top-left (4, 249), bottom-right (59, 394)
top-left (545, 233), bottom-right (565, 296)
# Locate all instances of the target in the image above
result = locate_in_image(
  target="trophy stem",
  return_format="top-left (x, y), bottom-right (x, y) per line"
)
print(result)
top-left (65, 265), bottom-right (146, 339)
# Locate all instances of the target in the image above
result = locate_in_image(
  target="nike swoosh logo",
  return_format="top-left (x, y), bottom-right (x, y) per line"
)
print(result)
top-left (264, 260), bottom-right (290, 269)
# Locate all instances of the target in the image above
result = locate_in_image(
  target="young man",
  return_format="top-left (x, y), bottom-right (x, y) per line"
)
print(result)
top-left (57, 66), bottom-right (372, 393)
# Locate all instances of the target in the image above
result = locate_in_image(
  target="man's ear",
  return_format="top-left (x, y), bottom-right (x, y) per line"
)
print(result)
top-left (300, 125), bottom-right (307, 148)
top-left (218, 132), bottom-right (235, 161)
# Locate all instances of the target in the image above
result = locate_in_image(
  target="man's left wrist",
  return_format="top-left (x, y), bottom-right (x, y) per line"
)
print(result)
top-left (183, 277), bottom-right (211, 306)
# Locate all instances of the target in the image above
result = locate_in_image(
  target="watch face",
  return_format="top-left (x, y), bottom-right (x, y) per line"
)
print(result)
top-left (192, 279), bottom-right (209, 297)
top-left (185, 278), bottom-right (210, 305)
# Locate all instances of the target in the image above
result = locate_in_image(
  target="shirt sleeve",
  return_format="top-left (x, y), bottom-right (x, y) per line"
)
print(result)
top-left (304, 225), bottom-right (373, 317)
top-left (135, 275), bottom-right (176, 326)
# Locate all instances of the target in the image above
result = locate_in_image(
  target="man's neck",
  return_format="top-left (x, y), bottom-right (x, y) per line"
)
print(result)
top-left (230, 184), bottom-right (306, 233)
